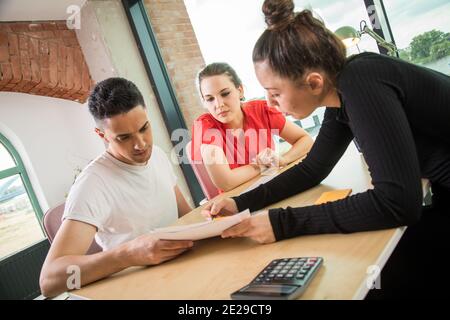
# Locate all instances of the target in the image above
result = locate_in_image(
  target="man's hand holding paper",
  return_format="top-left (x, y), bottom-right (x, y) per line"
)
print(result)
top-left (150, 209), bottom-right (250, 241)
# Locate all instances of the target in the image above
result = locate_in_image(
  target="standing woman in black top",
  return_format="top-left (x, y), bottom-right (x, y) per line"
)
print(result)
top-left (205, 0), bottom-right (450, 244)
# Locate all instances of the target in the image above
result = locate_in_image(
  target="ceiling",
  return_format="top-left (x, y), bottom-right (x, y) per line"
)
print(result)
top-left (0, 0), bottom-right (87, 22)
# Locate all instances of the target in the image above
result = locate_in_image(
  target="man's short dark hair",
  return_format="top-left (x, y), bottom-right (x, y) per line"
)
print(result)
top-left (88, 77), bottom-right (145, 121)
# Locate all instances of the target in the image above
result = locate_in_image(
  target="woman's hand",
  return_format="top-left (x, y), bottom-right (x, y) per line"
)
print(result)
top-left (221, 210), bottom-right (276, 244)
top-left (255, 148), bottom-right (286, 168)
top-left (201, 197), bottom-right (239, 220)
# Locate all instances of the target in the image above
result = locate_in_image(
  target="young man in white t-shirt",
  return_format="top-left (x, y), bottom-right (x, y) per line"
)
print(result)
top-left (40, 78), bottom-right (194, 297)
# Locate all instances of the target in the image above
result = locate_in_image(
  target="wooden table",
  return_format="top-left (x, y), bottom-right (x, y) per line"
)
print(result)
top-left (72, 143), bottom-right (412, 300)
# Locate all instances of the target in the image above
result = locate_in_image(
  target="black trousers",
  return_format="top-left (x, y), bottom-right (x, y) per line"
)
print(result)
top-left (416, 135), bottom-right (450, 192)
top-left (366, 136), bottom-right (450, 299)
top-left (366, 185), bottom-right (450, 299)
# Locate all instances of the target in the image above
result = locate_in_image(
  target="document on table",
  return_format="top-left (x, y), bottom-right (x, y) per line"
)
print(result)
top-left (314, 189), bottom-right (352, 204)
top-left (242, 166), bottom-right (280, 193)
top-left (150, 209), bottom-right (251, 241)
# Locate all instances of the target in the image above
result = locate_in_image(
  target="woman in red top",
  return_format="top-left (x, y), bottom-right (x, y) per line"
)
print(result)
top-left (191, 62), bottom-right (313, 191)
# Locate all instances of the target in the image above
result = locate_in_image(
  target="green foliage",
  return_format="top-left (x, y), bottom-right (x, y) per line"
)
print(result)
top-left (408, 29), bottom-right (450, 64)
top-left (430, 41), bottom-right (450, 60)
top-left (398, 47), bottom-right (412, 62)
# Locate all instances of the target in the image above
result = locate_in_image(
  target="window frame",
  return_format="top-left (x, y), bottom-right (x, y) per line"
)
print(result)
top-left (122, 0), bottom-right (205, 205)
top-left (0, 132), bottom-right (44, 225)
top-left (364, 0), bottom-right (399, 57)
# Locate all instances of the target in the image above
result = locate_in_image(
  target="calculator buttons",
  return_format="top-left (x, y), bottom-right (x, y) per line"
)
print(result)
top-left (250, 257), bottom-right (322, 286)
top-left (233, 257), bottom-right (323, 300)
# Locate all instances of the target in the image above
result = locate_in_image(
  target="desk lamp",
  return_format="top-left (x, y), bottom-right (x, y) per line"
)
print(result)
top-left (335, 20), bottom-right (398, 56)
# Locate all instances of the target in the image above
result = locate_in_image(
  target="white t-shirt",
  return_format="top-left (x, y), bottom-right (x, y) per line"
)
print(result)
top-left (63, 145), bottom-right (178, 251)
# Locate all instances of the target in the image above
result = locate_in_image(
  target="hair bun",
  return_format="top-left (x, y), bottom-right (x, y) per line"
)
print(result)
top-left (297, 9), bottom-right (322, 26)
top-left (262, 0), bottom-right (295, 31)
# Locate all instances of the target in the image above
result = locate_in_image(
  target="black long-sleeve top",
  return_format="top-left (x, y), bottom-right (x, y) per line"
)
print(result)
top-left (233, 52), bottom-right (450, 241)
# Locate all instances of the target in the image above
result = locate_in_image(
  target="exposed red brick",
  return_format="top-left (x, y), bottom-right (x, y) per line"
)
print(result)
top-left (47, 86), bottom-right (60, 98)
top-left (30, 58), bottom-right (40, 80)
top-left (36, 66), bottom-right (50, 94)
top-left (18, 34), bottom-right (29, 51)
top-left (0, 63), bottom-right (13, 89)
top-left (20, 49), bottom-right (30, 62)
top-left (70, 49), bottom-right (82, 96)
top-left (8, 33), bottom-right (19, 55)
top-left (0, 21), bottom-right (92, 103)
top-left (58, 44), bottom-right (67, 88)
top-left (49, 42), bottom-right (58, 64)
top-left (71, 93), bottom-right (83, 100)
top-left (19, 50), bottom-right (31, 90)
top-left (3, 83), bottom-right (15, 91)
top-left (10, 23), bottom-right (29, 33)
top-left (29, 37), bottom-right (39, 57)
top-left (0, 31), bottom-right (8, 45)
top-left (0, 45), bottom-right (8, 63)
top-left (81, 60), bottom-right (91, 92)
top-left (39, 40), bottom-right (49, 70)
top-left (144, 0), bottom-right (205, 129)
top-left (65, 46), bottom-right (74, 94)
top-left (29, 76), bottom-right (43, 94)
top-left (42, 22), bottom-right (58, 31)
top-left (27, 31), bottom-right (55, 40)
top-left (63, 37), bottom-right (79, 47)
top-left (9, 55), bottom-right (22, 84)
top-left (61, 30), bottom-right (76, 38)
top-left (55, 21), bottom-right (68, 30)
top-left (28, 23), bottom-right (43, 32)
top-left (48, 42), bottom-right (58, 88)
top-left (0, 24), bottom-right (12, 32)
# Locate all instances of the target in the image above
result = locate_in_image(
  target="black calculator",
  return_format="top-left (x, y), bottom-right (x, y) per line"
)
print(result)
top-left (231, 257), bottom-right (323, 300)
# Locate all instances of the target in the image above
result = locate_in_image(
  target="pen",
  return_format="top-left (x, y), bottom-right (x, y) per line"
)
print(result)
top-left (211, 208), bottom-right (236, 220)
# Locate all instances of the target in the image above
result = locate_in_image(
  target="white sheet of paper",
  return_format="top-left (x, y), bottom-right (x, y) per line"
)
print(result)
top-left (150, 209), bottom-right (251, 240)
top-left (242, 169), bottom-right (279, 193)
top-left (261, 166), bottom-right (279, 176)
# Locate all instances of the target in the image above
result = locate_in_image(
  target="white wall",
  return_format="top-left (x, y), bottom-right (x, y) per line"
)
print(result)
top-left (0, 0), bottom-right (195, 211)
top-left (0, 92), bottom-right (104, 211)
top-left (0, 0), bottom-right (86, 21)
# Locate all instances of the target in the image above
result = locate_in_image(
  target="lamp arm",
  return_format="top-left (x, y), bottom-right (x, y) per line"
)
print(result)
top-left (361, 26), bottom-right (397, 55)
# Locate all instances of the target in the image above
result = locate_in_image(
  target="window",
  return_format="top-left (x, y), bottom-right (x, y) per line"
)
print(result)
top-left (383, 0), bottom-right (450, 75)
top-left (184, 0), bottom-right (380, 142)
top-left (184, 0), bottom-right (383, 158)
top-left (0, 133), bottom-right (45, 260)
top-left (0, 143), bottom-right (16, 171)
top-left (305, 0), bottom-right (380, 55)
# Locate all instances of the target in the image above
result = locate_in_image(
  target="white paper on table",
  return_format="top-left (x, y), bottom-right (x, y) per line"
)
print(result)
top-left (150, 209), bottom-right (251, 241)
top-left (261, 166), bottom-right (279, 176)
top-left (242, 167), bottom-right (279, 194)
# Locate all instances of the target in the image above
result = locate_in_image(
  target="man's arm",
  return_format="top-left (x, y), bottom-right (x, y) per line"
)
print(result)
top-left (174, 185), bottom-right (192, 217)
top-left (40, 219), bottom-right (193, 297)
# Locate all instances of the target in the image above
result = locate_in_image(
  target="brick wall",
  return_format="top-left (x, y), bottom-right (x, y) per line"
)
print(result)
top-left (0, 21), bottom-right (93, 103)
top-left (144, 0), bottom-right (205, 130)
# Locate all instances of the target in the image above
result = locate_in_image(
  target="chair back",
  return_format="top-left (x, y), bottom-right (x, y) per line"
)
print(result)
top-left (186, 141), bottom-right (220, 201)
top-left (43, 203), bottom-right (102, 254)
